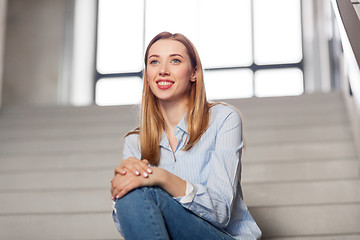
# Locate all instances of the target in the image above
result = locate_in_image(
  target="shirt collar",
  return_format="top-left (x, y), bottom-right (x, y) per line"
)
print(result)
top-left (159, 113), bottom-right (188, 149)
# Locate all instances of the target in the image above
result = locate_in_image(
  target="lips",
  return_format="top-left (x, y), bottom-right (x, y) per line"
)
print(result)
top-left (156, 79), bottom-right (174, 90)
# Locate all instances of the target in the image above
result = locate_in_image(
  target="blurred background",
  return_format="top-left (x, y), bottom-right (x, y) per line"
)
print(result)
top-left (0, 0), bottom-right (341, 106)
top-left (0, 0), bottom-right (359, 239)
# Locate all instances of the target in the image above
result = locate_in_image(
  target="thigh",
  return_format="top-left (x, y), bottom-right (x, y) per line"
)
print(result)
top-left (150, 187), bottom-right (235, 240)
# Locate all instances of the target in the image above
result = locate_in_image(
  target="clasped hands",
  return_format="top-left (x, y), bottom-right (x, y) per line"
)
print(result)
top-left (110, 157), bottom-right (158, 200)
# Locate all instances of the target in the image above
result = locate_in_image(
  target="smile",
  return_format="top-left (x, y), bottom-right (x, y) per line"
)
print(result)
top-left (156, 80), bottom-right (174, 90)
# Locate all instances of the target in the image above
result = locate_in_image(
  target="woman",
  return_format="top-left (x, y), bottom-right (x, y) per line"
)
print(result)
top-left (111, 32), bottom-right (261, 240)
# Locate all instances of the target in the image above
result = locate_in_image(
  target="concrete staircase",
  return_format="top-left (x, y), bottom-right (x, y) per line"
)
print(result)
top-left (0, 91), bottom-right (359, 239)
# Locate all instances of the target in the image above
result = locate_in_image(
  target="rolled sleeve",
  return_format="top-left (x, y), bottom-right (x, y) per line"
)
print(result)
top-left (175, 180), bottom-right (196, 204)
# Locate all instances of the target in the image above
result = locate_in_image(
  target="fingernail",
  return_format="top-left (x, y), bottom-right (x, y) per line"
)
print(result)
top-left (147, 168), bottom-right (152, 173)
top-left (121, 170), bottom-right (126, 175)
top-left (111, 197), bottom-right (114, 200)
top-left (143, 172), bottom-right (148, 177)
top-left (116, 195), bottom-right (120, 199)
top-left (135, 170), bottom-right (140, 175)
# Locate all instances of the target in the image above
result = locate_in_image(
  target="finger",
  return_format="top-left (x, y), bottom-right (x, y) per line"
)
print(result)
top-left (142, 159), bottom-right (153, 174)
top-left (115, 179), bottom-right (141, 199)
top-left (114, 167), bottom-right (126, 175)
top-left (124, 162), bottom-right (150, 177)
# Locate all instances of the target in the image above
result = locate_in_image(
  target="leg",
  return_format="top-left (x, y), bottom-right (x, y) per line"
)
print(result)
top-left (114, 187), bottom-right (170, 240)
top-left (149, 187), bottom-right (235, 240)
top-left (114, 187), bottom-right (235, 240)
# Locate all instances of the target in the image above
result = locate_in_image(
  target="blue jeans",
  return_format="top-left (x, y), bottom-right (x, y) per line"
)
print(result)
top-left (113, 187), bottom-right (235, 240)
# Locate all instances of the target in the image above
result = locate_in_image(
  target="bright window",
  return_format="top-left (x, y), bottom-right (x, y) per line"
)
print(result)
top-left (95, 0), bottom-right (303, 105)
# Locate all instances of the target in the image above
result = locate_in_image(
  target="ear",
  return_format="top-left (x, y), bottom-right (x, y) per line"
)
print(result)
top-left (190, 67), bottom-right (197, 82)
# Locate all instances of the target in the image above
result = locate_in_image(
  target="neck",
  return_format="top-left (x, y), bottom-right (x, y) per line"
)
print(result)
top-left (159, 99), bottom-right (188, 132)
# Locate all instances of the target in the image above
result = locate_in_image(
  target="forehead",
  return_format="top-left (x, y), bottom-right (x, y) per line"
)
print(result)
top-left (148, 39), bottom-right (188, 56)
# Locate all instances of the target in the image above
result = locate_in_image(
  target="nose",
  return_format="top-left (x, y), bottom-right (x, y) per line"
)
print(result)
top-left (159, 63), bottom-right (169, 76)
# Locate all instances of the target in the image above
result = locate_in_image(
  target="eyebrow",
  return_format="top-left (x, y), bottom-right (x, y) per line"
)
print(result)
top-left (169, 54), bottom-right (184, 58)
top-left (148, 53), bottom-right (184, 59)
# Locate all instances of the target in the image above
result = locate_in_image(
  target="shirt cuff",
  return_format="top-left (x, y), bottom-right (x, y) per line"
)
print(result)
top-left (178, 180), bottom-right (196, 204)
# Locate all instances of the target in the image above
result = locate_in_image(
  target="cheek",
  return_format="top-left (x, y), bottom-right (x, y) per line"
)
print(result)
top-left (176, 67), bottom-right (193, 80)
top-left (146, 69), bottom-right (155, 81)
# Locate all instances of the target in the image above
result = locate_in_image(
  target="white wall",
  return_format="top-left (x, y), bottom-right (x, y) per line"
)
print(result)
top-left (3, 0), bottom-right (66, 106)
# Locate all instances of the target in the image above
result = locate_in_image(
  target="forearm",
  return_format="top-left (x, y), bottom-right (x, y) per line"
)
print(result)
top-left (152, 167), bottom-right (186, 198)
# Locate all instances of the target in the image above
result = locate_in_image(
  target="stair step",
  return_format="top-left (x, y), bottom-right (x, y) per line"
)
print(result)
top-left (0, 108), bottom-right (347, 132)
top-left (0, 153), bottom-right (121, 172)
top-left (251, 204), bottom-right (360, 238)
top-left (242, 158), bottom-right (359, 183)
top-left (245, 124), bottom-right (352, 145)
top-left (1, 179), bottom-right (359, 215)
top-left (263, 235), bottom-right (360, 240)
top-left (0, 92), bottom-right (342, 117)
top-left (0, 120), bottom-right (350, 145)
top-left (0, 159), bottom-right (357, 191)
top-left (243, 179), bottom-right (360, 207)
top-left (0, 169), bottom-right (111, 191)
top-left (0, 136), bottom-right (123, 155)
top-left (0, 213), bottom-right (120, 240)
top-left (0, 138), bottom-right (355, 161)
top-left (245, 141), bottom-right (357, 162)
top-left (0, 204), bottom-right (359, 239)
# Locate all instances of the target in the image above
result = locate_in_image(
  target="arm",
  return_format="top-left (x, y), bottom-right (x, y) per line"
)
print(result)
top-left (179, 109), bottom-right (243, 228)
top-left (111, 166), bottom-right (186, 199)
top-left (112, 135), bottom-right (186, 199)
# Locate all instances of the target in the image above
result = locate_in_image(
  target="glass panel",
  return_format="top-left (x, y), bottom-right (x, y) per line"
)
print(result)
top-left (198, 0), bottom-right (252, 68)
top-left (95, 77), bottom-right (143, 106)
top-left (253, 0), bottom-right (302, 65)
top-left (204, 69), bottom-right (253, 100)
top-left (145, 0), bottom-right (252, 68)
top-left (254, 68), bottom-right (303, 97)
top-left (145, 0), bottom-right (199, 47)
top-left (97, 0), bottom-right (144, 74)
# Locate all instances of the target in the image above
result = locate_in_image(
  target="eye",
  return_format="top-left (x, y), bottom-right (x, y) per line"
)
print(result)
top-left (149, 59), bottom-right (159, 65)
top-left (171, 59), bottom-right (181, 64)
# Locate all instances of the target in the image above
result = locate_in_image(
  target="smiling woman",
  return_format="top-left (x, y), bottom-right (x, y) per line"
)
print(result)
top-left (110, 32), bottom-right (261, 240)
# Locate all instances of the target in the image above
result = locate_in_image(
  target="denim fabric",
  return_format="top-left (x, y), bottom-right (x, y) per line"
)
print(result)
top-left (113, 187), bottom-right (236, 240)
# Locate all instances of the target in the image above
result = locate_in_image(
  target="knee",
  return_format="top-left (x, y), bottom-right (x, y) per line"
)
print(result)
top-left (114, 187), bottom-right (147, 212)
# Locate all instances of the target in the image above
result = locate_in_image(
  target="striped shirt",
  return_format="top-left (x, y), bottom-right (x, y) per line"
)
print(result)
top-left (121, 104), bottom-right (261, 239)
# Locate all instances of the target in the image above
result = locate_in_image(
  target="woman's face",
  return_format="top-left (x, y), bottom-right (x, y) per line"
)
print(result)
top-left (146, 39), bottom-right (196, 105)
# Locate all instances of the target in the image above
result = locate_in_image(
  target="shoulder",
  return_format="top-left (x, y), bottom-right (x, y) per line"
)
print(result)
top-left (210, 103), bottom-right (242, 124)
top-left (123, 133), bottom-right (141, 158)
top-left (124, 133), bottom-right (140, 149)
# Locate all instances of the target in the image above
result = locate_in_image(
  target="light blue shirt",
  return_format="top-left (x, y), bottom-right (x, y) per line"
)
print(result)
top-left (122, 104), bottom-right (261, 239)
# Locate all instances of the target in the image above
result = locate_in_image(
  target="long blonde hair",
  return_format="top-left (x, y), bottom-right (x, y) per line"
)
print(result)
top-left (127, 32), bottom-right (211, 166)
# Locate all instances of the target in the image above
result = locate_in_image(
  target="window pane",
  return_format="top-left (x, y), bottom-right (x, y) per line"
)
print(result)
top-left (204, 69), bottom-right (253, 100)
top-left (198, 0), bottom-right (252, 68)
top-left (254, 68), bottom-right (303, 97)
top-left (253, 0), bottom-right (302, 64)
top-left (96, 77), bottom-right (143, 106)
top-left (97, 0), bottom-right (144, 74)
top-left (145, 0), bottom-right (199, 46)
top-left (145, 0), bottom-right (252, 68)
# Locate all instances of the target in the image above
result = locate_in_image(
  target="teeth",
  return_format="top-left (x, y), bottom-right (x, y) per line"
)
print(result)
top-left (158, 81), bottom-right (173, 86)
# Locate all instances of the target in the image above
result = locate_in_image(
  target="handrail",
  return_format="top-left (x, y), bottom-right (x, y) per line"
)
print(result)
top-left (331, 0), bottom-right (360, 105)
top-left (331, 0), bottom-right (360, 160)
top-left (333, 0), bottom-right (360, 66)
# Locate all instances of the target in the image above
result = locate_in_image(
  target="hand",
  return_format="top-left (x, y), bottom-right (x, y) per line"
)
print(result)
top-left (110, 167), bottom-right (186, 200)
top-left (111, 168), bottom-right (158, 200)
top-left (114, 157), bottom-right (153, 178)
